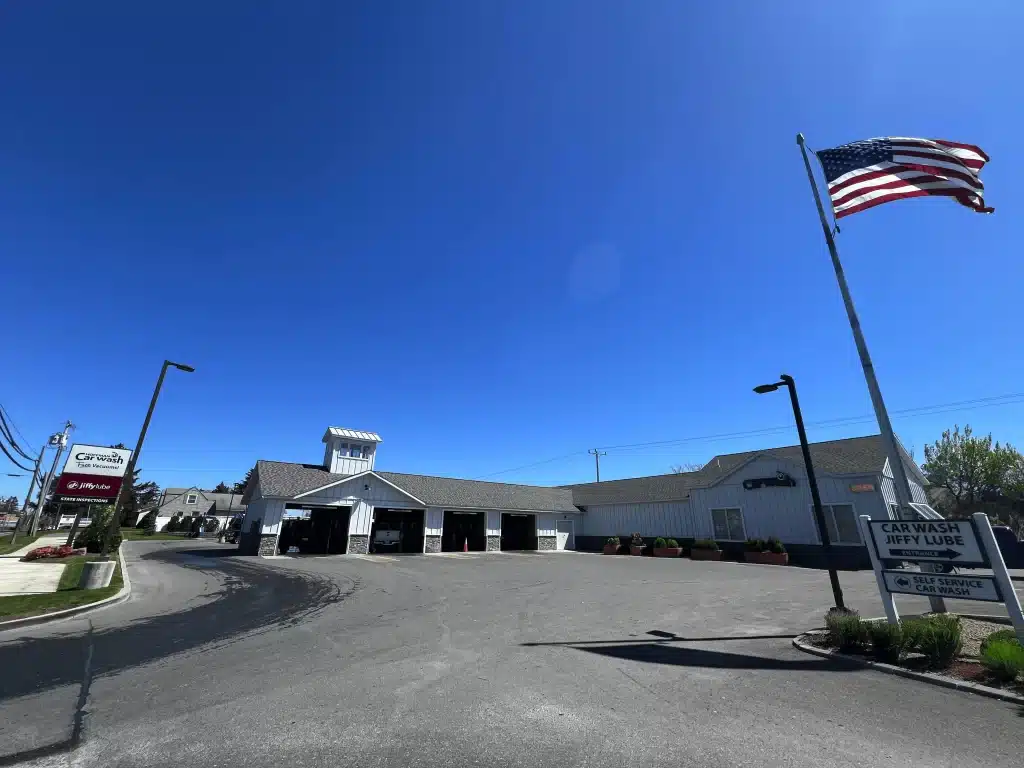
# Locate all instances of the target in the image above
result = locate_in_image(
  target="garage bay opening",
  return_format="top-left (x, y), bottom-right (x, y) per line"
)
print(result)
top-left (278, 505), bottom-right (350, 555)
top-left (370, 508), bottom-right (425, 554)
top-left (443, 511), bottom-right (485, 551)
top-left (500, 513), bottom-right (536, 551)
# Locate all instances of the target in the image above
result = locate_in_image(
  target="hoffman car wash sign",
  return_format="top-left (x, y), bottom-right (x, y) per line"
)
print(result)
top-left (56, 444), bottom-right (132, 504)
top-left (63, 444), bottom-right (132, 477)
top-left (859, 513), bottom-right (1024, 643)
top-left (867, 519), bottom-right (985, 566)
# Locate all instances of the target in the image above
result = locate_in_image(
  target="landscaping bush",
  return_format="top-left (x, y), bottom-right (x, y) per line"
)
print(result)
top-left (165, 513), bottom-right (184, 532)
top-left (765, 536), bottom-right (786, 554)
top-left (605, 537), bottom-right (619, 546)
top-left (867, 621), bottom-right (908, 664)
top-left (666, 538), bottom-right (679, 548)
top-left (23, 545), bottom-right (83, 561)
top-left (915, 614), bottom-right (962, 669)
top-left (979, 638), bottom-right (1024, 683)
top-left (203, 517), bottom-right (220, 534)
top-left (692, 539), bottom-right (719, 551)
top-left (744, 538), bottom-right (765, 552)
top-left (654, 537), bottom-right (667, 548)
top-left (824, 609), bottom-right (868, 652)
top-left (629, 532), bottom-right (644, 548)
top-left (135, 510), bottom-right (157, 530)
top-left (980, 628), bottom-right (1017, 655)
top-left (73, 507), bottom-right (122, 554)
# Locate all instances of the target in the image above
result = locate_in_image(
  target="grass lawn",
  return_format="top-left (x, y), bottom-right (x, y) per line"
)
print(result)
top-left (0, 555), bottom-right (124, 620)
top-left (0, 533), bottom-right (42, 556)
top-left (119, 527), bottom-right (183, 541)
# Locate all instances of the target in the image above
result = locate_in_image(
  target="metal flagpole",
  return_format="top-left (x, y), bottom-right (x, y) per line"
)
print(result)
top-left (795, 133), bottom-right (945, 613)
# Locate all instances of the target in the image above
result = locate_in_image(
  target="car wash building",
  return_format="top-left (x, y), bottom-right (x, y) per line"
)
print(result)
top-left (239, 428), bottom-right (581, 556)
top-left (239, 428), bottom-right (931, 568)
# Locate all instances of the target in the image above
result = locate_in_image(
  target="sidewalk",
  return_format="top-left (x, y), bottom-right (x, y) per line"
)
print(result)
top-left (0, 535), bottom-right (68, 596)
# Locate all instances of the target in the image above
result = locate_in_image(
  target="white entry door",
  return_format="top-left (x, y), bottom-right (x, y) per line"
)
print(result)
top-left (556, 520), bottom-right (574, 550)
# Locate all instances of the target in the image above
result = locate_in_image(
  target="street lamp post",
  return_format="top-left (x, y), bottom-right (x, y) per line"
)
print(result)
top-left (754, 374), bottom-right (846, 611)
top-left (101, 360), bottom-right (194, 559)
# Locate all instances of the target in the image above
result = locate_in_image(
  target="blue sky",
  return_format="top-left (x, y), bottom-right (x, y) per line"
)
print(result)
top-left (2, 1), bottom-right (1023, 500)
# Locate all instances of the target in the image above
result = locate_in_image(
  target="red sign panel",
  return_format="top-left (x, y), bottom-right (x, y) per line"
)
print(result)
top-left (55, 472), bottom-right (122, 502)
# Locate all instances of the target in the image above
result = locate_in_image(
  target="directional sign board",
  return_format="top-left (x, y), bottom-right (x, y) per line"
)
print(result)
top-left (882, 570), bottom-right (1002, 602)
top-left (867, 519), bottom-right (986, 566)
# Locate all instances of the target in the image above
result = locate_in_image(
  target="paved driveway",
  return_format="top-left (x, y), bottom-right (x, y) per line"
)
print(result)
top-left (2, 545), bottom-right (1021, 768)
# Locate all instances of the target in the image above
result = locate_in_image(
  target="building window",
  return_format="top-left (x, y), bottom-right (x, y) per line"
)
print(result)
top-left (710, 508), bottom-right (745, 540)
top-left (821, 503), bottom-right (862, 545)
top-left (185, 493), bottom-right (198, 505)
top-left (350, 445), bottom-right (365, 458)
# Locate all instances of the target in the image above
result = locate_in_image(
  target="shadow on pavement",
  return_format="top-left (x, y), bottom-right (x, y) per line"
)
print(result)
top-left (522, 630), bottom-right (798, 647)
top-left (569, 642), bottom-right (858, 671)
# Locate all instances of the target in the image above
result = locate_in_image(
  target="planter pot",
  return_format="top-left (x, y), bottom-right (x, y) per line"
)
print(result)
top-left (653, 547), bottom-right (683, 558)
top-left (690, 548), bottom-right (722, 561)
top-left (745, 551), bottom-right (789, 565)
top-left (629, 545), bottom-right (645, 556)
top-left (603, 544), bottom-right (620, 555)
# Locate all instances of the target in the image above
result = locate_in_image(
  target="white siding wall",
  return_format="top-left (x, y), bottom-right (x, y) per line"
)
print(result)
top-left (536, 513), bottom-right (555, 537)
top-left (425, 507), bottom-right (443, 537)
top-left (581, 500), bottom-right (697, 538)
top-left (295, 473), bottom-right (422, 537)
top-left (486, 510), bottom-right (501, 537)
top-left (881, 460), bottom-right (929, 507)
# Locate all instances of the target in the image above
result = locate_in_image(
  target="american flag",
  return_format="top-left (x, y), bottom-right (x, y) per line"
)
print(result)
top-left (816, 137), bottom-right (993, 219)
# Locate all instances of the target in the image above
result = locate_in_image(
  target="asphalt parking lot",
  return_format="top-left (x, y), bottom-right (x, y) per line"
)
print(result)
top-left (3, 544), bottom-right (1022, 768)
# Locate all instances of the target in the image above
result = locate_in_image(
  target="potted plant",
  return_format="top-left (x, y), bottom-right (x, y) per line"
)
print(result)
top-left (690, 539), bottom-right (722, 561)
top-left (653, 537), bottom-right (683, 558)
top-left (743, 538), bottom-right (764, 562)
top-left (629, 532), bottom-right (645, 556)
top-left (603, 537), bottom-right (621, 555)
top-left (760, 537), bottom-right (788, 565)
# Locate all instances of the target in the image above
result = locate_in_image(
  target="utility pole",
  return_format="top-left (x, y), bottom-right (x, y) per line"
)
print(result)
top-left (588, 448), bottom-right (607, 482)
top-left (29, 422), bottom-right (73, 536)
top-left (10, 444), bottom-right (46, 544)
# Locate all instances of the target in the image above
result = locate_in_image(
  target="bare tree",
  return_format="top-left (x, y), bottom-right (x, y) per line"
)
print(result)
top-left (670, 462), bottom-right (704, 474)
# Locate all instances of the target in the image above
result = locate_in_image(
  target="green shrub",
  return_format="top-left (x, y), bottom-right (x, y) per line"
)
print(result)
top-left (136, 510), bottom-right (157, 530)
top-left (692, 539), bottom-right (719, 551)
top-left (605, 537), bottom-right (619, 546)
top-left (203, 517), bottom-right (220, 534)
top-left (916, 614), bottom-right (963, 669)
top-left (654, 537), bottom-right (667, 548)
top-left (867, 621), bottom-right (908, 663)
top-left (666, 538), bottom-right (679, 548)
top-left (630, 532), bottom-right (644, 547)
top-left (765, 536), bottom-right (786, 554)
top-left (73, 506), bottom-right (122, 554)
top-left (824, 609), bottom-right (868, 652)
top-left (744, 538), bottom-right (764, 552)
top-left (979, 639), bottom-right (1024, 682)
top-left (980, 628), bottom-right (1017, 655)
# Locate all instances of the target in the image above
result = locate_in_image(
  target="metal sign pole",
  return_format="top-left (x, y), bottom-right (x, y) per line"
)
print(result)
top-left (973, 513), bottom-right (1024, 644)
top-left (859, 515), bottom-right (899, 624)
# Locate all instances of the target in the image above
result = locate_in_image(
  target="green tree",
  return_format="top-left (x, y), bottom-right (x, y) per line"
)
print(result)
top-left (922, 425), bottom-right (1021, 520)
top-left (210, 482), bottom-right (231, 494)
top-left (0, 495), bottom-right (18, 514)
top-left (109, 443), bottom-right (160, 526)
top-left (232, 466), bottom-right (254, 494)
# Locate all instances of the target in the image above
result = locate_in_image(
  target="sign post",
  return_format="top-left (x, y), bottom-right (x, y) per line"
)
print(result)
top-left (861, 513), bottom-right (1024, 643)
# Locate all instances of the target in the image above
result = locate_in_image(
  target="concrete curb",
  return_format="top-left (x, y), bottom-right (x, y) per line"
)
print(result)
top-left (0, 544), bottom-right (132, 633)
top-left (792, 631), bottom-right (1024, 704)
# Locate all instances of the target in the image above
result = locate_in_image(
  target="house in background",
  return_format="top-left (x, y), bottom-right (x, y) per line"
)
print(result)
top-left (138, 487), bottom-right (246, 532)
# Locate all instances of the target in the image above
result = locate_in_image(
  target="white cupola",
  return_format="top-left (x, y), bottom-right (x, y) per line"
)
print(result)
top-left (322, 427), bottom-right (382, 474)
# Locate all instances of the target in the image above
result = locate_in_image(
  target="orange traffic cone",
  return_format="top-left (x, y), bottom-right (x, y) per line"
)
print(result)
top-left (463, 537), bottom-right (469, 553)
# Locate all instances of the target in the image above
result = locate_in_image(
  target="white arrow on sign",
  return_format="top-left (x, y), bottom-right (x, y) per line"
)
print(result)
top-left (882, 569), bottom-right (1001, 602)
top-left (867, 519), bottom-right (986, 564)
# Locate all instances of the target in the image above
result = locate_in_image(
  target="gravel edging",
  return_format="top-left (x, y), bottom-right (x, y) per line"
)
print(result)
top-left (792, 632), bottom-right (1024, 704)
top-left (0, 543), bottom-right (132, 633)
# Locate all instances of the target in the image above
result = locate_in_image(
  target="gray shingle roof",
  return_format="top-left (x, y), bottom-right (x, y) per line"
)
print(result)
top-left (376, 472), bottom-right (578, 513)
top-left (247, 460), bottom-right (578, 513)
top-left (563, 435), bottom-right (922, 506)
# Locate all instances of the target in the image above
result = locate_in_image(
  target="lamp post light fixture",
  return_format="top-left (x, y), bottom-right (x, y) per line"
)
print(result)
top-left (101, 360), bottom-right (195, 558)
top-left (754, 373), bottom-right (846, 611)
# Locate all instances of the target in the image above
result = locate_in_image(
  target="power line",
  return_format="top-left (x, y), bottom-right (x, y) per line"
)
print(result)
top-left (0, 405), bottom-right (37, 456)
top-left (471, 450), bottom-right (588, 480)
top-left (0, 436), bottom-right (33, 473)
top-left (0, 407), bottom-right (36, 462)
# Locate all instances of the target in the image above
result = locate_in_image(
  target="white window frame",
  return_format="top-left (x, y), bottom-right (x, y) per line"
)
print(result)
top-left (185, 493), bottom-right (198, 505)
top-left (709, 507), bottom-right (746, 541)
top-left (816, 502), bottom-right (862, 545)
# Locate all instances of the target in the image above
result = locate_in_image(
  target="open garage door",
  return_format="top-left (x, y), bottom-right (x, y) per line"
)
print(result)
top-left (500, 513), bottom-right (536, 551)
top-left (279, 505), bottom-right (350, 555)
top-left (370, 508), bottom-right (425, 554)
top-left (443, 511), bottom-right (486, 551)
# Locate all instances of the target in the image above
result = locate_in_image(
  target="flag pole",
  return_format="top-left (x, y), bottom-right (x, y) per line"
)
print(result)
top-left (795, 133), bottom-right (945, 613)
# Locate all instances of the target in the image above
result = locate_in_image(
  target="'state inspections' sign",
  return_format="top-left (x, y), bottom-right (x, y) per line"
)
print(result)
top-left (881, 570), bottom-right (1001, 602)
top-left (63, 444), bottom-right (132, 478)
top-left (867, 520), bottom-right (986, 565)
